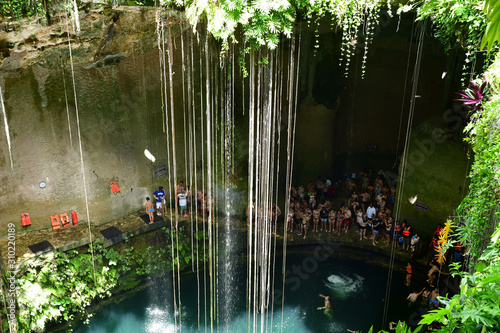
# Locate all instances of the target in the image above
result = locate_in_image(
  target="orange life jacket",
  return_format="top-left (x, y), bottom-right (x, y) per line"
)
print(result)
top-left (402, 226), bottom-right (411, 237)
top-left (406, 265), bottom-right (412, 274)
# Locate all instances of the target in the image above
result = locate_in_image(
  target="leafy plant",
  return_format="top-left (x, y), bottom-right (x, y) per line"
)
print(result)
top-left (482, 0), bottom-right (500, 52)
top-left (420, 243), bottom-right (500, 332)
top-left (13, 227), bottom-right (208, 332)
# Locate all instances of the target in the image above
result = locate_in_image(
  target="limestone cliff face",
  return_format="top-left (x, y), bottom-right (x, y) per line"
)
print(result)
top-left (0, 7), bottom-right (191, 234)
top-left (0, 6), bottom-right (469, 238)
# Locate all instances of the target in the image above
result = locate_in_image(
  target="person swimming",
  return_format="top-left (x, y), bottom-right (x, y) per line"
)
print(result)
top-left (317, 294), bottom-right (333, 319)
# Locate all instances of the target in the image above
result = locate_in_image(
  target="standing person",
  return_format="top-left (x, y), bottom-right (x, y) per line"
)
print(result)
top-left (358, 212), bottom-right (368, 240)
top-left (272, 203), bottom-right (282, 233)
top-left (393, 220), bottom-right (402, 247)
top-left (372, 215), bottom-right (381, 245)
top-left (384, 217), bottom-right (393, 246)
top-left (346, 179), bottom-right (357, 197)
top-left (402, 222), bottom-right (412, 251)
top-left (320, 205), bottom-right (328, 232)
top-left (313, 206), bottom-right (320, 232)
top-left (287, 206), bottom-right (294, 232)
top-left (197, 190), bottom-right (204, 215)
top-left (145, 197), bottom-right (154, 224)
top-left (185, 186), bottom-right (192, 213)
top-left (360, 190), bottom-right (370, 213)
top-left (336, 209), bottom-right (344, 235)
top-left (366, 203), bottom-right (376, 220)
top-left (343, 206), bottom-right (352, 234)
top-left (153, 186), bottom-right (165, 216)
top-left (309, 189), bottom-right (317, 209)
top-left (176, 181), bottom-right (185, 196)
top-left (411, 233), bottom-right (420, 253)
top-left (405, 262), bottom-right (412, 286)
top-left (300, 209), bottom-right (311, 239)
top-left (178, 189), bottom-right (188, 217)
top-left (328, 208), bottom-right (336, 233)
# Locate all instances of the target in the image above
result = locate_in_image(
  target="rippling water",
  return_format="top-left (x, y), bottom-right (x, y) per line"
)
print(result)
top-left (73, 252), bottom-right (410, 333)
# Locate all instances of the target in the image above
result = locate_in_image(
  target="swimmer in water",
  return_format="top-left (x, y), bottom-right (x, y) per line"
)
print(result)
top-left (317, 294), bottom-right (333, 319)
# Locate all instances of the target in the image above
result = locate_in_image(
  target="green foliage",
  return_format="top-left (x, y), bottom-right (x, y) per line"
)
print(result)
top-left (302, 0), bottom-right (386, 77)
top-left (457, 55), bottom-right (500, 259)
top-left (417, 45), bottom-right (500, 333)
top-left (482, 0), bottom-right (500, 52)
top-left (14, 227), bottom-right (208, 332)
top-left (415, 0), bottom-right (489, 83)
top-left (416, 0), bottom-right (486, 51)
top-left (16, 245), bottom-right (120, 332)
top-left (419, 244), bottom-right (500, 332)
top-left (0, 0), bottom-right (46, 21)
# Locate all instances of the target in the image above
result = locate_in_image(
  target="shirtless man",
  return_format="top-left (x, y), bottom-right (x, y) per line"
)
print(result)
top-left (346, 179), bottom-right (357, 197)
top-left (197, 190), bottom-right (204, 215)
top-left (175, 181), bottom-right (184, 197)
top-left (302, 209), bottom-right (312, 239)
top-left (312, 206), bottom-right (320, 232)
top-left (145, 197), bottom-right (154, 224)
top-left (356, 209), bottom-right (366, 240)
top-left (360, 190), bottom-right (370, 213)
top-left (407, 289), bottom-right (424, 303)
top-left (429, 288), bottom-right (440, 309)
top-left (427, 261), bottom-right (442, 285)
top-left (295, 208), bottom-right (304, 235)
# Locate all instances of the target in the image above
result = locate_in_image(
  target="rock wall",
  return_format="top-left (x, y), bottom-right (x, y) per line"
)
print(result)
top-left (0, 6), bottom-right (469, 238)
top-left (0, 7), bottom-right (196, 235)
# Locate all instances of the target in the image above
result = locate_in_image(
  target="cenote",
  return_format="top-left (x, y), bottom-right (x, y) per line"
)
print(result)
top-left (71, 252), bottom-right (408, 333)
top-left (1, 1), bottom-right (500, 333)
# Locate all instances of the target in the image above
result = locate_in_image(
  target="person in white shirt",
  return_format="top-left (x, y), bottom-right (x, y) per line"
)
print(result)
top-left (178, 189), bottom-right (188, 217)
top-left (366, 203), bottom-right (376, 219)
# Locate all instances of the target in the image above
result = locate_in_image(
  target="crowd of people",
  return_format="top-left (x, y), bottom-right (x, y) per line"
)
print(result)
top-left (297, 170), bottom-right (465, 330)
top-left (143, 170), bottom-right (463, 330)
top-left (285, 171), bottom-right (405, 244)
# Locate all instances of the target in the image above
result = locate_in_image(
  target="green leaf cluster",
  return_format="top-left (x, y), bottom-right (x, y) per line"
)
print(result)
top-left (418, 47), bottom-right (500, 333)
top-left (12, 227), bottom-right (208, 332)
top-left (419, 245), bottom-right (500, 332)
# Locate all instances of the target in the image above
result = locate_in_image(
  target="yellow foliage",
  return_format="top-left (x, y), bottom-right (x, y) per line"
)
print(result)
top-left (435, 219), bottom-right (455, 264)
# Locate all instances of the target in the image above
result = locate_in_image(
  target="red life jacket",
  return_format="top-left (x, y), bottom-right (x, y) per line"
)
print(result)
top-left (395, 225), bottom-right (401, 233)
top-left (402, 226), bottom-right (411, 237)
top-left (406, 265), bottom-right (412, 274)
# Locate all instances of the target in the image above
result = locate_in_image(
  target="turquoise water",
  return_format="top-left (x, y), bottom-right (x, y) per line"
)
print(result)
top-left (73, 252), bottom-right (410, 332)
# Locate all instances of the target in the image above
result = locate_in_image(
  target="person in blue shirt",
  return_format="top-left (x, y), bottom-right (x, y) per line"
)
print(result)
top-left (153, 186), bottom-right (165, 216)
